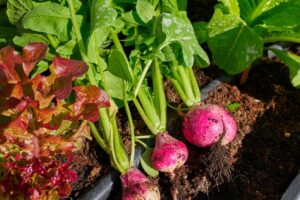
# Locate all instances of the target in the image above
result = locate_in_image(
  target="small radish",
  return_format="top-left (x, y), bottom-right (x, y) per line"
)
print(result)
top-left (121, 167), bottom-right (160, 200)
top-left (151, 132), bottom-right (188, 174)
top-left (182, 104), bottom-right (237, 147)
top-left (151, 132), bottom-right (188, 200)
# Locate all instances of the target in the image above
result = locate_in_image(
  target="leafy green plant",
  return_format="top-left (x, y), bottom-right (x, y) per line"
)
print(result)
top-left (199, 0), bottom-right (300, 87)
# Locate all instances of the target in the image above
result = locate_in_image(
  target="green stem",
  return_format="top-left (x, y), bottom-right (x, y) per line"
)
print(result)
top-left (133, 59), bottom-right (153, 97)
top-left (137, 87), bottom-right (160, 128)
top-left (89, 122), bottom-right (109, 153)
top-left (98, 108), bottom-right (111, 142)
top-left (166, 75), bottom-right (191, 106)
top-left (187, 67), bottom-right (201, 102)
top-left (133, 98), bottom-right (159, 135)
top-left (124, 84), bottom-right (135, 167)
top-left (178, 67), bottom-right (195, 103)
top-left (67, 0), bottom-right (97, 86)
top-left (264, 36), bottom-right (300, 43)
top-left (153, 58), bottom-right (166, 130)
top-left (167, 103), bottom-right (189, 111)
top-left (136, 139), bottom-right (148, 149)
top-left (111, 30), bottom-right (126, 56)
top-left (109, 122), bottom-right (125, 174)
top-left (171, 65), bottom-right (183, 89)
top-left (111, 117), bottom-right (130, 172)
top-left (135, 135), bottom-right (155, 139)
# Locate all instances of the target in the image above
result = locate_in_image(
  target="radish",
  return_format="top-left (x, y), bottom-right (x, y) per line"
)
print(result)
top-left (121, 168), bottom-right (160, 200)
top-left (151, 132), bottom-right (188, 174)
top-left (182, 104), bottom-right (237, 147)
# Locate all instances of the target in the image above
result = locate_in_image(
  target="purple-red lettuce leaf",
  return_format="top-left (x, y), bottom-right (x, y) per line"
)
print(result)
top-left (73, 85), bottom-right (110, 122)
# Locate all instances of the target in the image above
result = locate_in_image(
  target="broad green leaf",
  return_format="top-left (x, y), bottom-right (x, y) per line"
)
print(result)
top-left (30, 60), bottom-right (49, 78)
top-left (136, 0), bottom-right (155, 23)
top-left (103, 71), bottom-right (126, 100)
top-left (13, 33), bottom-right (49, 47)
top-left (238, 0), bottom-right (300, 27)
top-left (88, 0), bottom-right (117, 63)
top-left (193, 21), bottom-right (208, 44)
top-left (6, 0), bottom-right (33, 24)
top-left (140, 147), bottom-right (159, 178)
top-left (270, 48), bottom-right (300, 88)
top-left (220, 0), bottom-right (240, 15)
top-left (254, 25), bottom-right (300, 43)
top-left (261, 0), bottom-right (300, 27)
top-left (208, 9), bottom-right (242, 38)
top-left (207, 9), bottom-right (263, 74)
top-left (108, 49), bottom-right (133, 83)
top-left (56, 40), bottom-right (76, 56)
top-left (162, 0), bottom-right (179, 13)
top-left (238, 0), bottom-right (288, 24)
top-left (177, 0), bottom-right (187, 11)
top-left (22, 2), bottom-right (70, 39)
top-left (159, 12), bottom-right (209, 67)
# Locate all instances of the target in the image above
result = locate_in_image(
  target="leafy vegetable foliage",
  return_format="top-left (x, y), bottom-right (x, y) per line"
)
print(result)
top-left (0, 43), bottom-right (109, 199)
top-left (202, 0), bottom-right (300, 79)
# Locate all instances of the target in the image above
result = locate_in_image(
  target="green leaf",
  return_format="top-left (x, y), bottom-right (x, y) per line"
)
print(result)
top-left (162, 0), bottom-right (179, 13)
top-left (140, 147), bottom-right (159, 178)
top-left (193, 21), bottom-right (208, 44)
top-left (270, 48), bottom-right (300, 88)
top-left (21, 2), bottom-right (70, 39)
top-left (103, 71), bottom-right (126, 100)
top-left (220, 0), bottom-right (240, 15)
top-left (56, 40), bottom-right (76, 56)
top-left (158, 12), bottom-right (209, 67)
top-left (6, 0), bottom-right (33, 24)
top-left (108, 49), bottom-right (133, 83)
top-left (136, 0), bottom-right (155, 23)
top-left (30, 60), bottom-right (49, 78)
top-left (227, 103), bottom-right (240, 112)
top-left (238, 0), bottom-right (300, 27)
top-left (88, 0), bottom-right (117, 63)
top-left (207, 9), bottom-right (263, 74)
top-left (261, 0), bottom-right (300, 27)
top-left (13, 33), bottom-right (49, 47)
top-left (254, 25), bottom-right (300, 43)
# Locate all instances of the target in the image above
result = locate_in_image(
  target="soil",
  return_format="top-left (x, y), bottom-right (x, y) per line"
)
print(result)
top-left (70, 139), bottom-right (111, 198)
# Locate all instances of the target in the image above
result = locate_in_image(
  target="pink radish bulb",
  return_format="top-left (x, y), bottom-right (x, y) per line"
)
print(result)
top-left (151, 132), bottom-right (188, 173)
top-left (120, 168), bottom-right (160, 200)
top-left (182, 104), bottom-right (237, 147)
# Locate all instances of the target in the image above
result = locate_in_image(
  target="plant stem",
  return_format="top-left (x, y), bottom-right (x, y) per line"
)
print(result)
top-left (166, 75), bottom-right (191, 106)
top-left (109, 122), bottom-right (125, 174)
top-left (187, 67), bottom-right (201, 102)
top-left (133, 98), bottom-right (159, 135)
top-left (98, 108), bottom-right (111, 142)
top-left (136, 139), bottom-right (148, 148)
top-left (89, 122), bottom-right (109, 153)
top-left (137, 87), bottom-right (160, 128)
top-left (67, 0), bottom-right (97, 86)
top-left (124, 85), bottom-right (135, 167)
top-left (135, 135), bottom-right (155, 139)
top-left (153, 58), bottom-right (166, 130)
top-left (133, 59), bottom-right (153, 97)
top-left (111, 117), bottom-right (130, 172)
top-left (178, 67), bottom-right (195, 103)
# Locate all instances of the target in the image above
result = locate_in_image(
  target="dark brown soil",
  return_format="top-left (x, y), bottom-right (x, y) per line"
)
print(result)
top-left (159, 61), bottom-right (300, 200)
top-left (70, 139), bottom-right (110, 198)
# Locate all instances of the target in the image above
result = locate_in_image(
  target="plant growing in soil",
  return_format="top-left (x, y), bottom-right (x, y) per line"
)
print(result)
top-left (196, 0), bottom-right (300, 86)
top-left (0, 43), bottom-right (110, 199)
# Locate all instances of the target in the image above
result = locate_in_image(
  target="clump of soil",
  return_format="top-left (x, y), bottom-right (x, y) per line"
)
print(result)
top-left (70, 139), bottom-right (110, 198)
